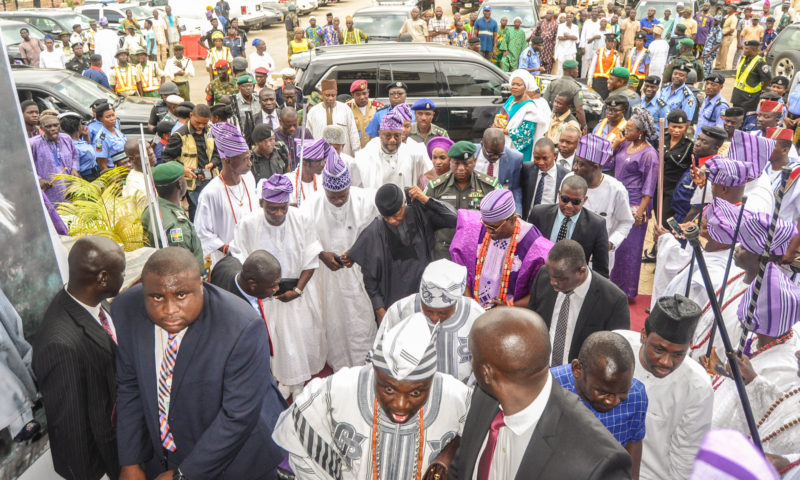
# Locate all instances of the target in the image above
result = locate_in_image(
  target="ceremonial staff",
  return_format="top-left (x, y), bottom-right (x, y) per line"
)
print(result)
top-left (138, 124), bottom-right (167, 248)
top-left (737, 166), bottom-right (793, 357)
top-left (705, 197), bottom-right (748, 359)
top-left (684, 170), bottom-right (709, 297)
top-left (296, 101), bottom-right (310, 208)
top-left (683, 222), bottom-right (762, 451)
top-left (657, 118), bottom-right (665, 226)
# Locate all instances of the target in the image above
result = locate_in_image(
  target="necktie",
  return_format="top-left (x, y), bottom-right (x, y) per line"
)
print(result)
top-left (98, 309), bottom-right (117, 344)
top-left (551, 291), bottom-right (573, 366)
top-left (326, 106), bottom-right (333, 125)
top-left (487, 161), bottom-right (495, 177)
top-left (257, 299), bottom-right (274, 356)
top-left (158, 333), bottom-right (179, 452)
top-left (556, 215), bottom-right (570, 242)
top-left (476, 409), bottom-right (506, 480)
top-left (533, 172), bottom-right (547, 206)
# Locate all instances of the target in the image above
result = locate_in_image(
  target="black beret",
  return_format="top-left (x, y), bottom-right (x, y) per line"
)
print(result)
top-left (722, 106), bottom-right (744, 117)
top-left (667, 109), bottom-right (688, 123)
top-left (744, 39), bottom-right (760, 47)
top-left (700, 125), bottom-right (728, 140)
top-left (705, 73), bottom-right (724, 84)
top-left (643, 75), bottom-right (661, 85)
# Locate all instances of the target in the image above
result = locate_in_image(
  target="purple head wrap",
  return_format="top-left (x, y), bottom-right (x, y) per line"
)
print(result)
top-left (704, 197), bottom-right (750, 244)
top-left (380, 111), bottom-right (404, 131)
top-left (576, 134), bottom-right (613, 166)
top-left (739, 212), bottom-right (798, 256)
top-left (210, 122), bottom-right (249, 159)
top-left (427, 136), bottom-right (455, 159)
top-left (261, 174), bottom-right (293, 203)
top-left (322, 154), bottom-right (351, 192)
top-left (729, 130), bottom-right (775, 179)
top-left (737, 262), bottom-right (800, 337)
top-left (704, 156), bottom-right (749, 187)
top-left (295, 137), bottom-right (337, 164)
top-left (480, 189), bottom-right (516, 223)
top-left (689, 430), bottom-right (779, 480)
top-left (393, 103), bottom-right (413, 122)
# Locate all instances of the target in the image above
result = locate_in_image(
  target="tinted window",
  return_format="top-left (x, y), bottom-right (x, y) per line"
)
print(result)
top-left (389, 62), bottom-right (438, 97)
top-left (353, 13), bottom-right (408, 39)
top-left (441, 62), bottom-right (503, 97)
top-left (31, 17), bottom-right (60, 33)
top-left (774, 26), bottom-right (800, 52)
top-left (81, 9), bottom-right (100, 21)
top-left (105, 11), bottom-right (124, 23)
top-left (324, 64), bottom-right (378, 96)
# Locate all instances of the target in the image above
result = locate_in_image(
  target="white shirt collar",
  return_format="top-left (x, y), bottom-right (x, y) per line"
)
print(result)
top-left (501, 374), bottom-right (553, 435)
top-left (65, 284), bottom-right (102, 319)
top-left (541, 163), bottom-right (557, 176)
top-left (572, 269), bottom-right (592, 300)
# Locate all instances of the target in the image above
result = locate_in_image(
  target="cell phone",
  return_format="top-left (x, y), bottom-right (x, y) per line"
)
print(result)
top-left (666, 217), bottom-right (684, 236)
top-left (334, 255), bottom-right (344, 266)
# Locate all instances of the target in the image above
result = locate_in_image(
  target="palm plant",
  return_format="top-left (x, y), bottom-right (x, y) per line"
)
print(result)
top-left (54, 167), bottom-right (147, 252)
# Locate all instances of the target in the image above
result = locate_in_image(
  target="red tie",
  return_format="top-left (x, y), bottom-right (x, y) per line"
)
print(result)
top-left (257, 299), bottom-right (274, 356)
top-left (487, 161), bottom-right (495, 177)
top-left (98, 309), bottom-right (117, 344)
top-left (477, 409), bottom-right (505, 480)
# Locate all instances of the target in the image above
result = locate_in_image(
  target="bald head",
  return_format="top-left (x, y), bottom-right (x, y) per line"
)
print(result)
top-left (67, 235), bottom-right (126, 303)
top-left (482, 127), bottom-right (505, 149)
top-left (143, 246), bottom-right (202, 279)
top-left (578, 331), bottom-right (634, 376)
top-left (280, 106), bottom-right (298, 121)
top-left (239, 250), bottom-right (281, 299)
top-left (124, 138), bottom-right (139, 156)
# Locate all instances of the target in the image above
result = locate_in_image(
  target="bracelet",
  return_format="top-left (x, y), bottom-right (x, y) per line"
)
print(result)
top-left (293, 287), bottom-right (304, 296)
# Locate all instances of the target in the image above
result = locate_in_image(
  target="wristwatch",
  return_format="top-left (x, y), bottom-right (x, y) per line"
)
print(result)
top-left (293, 287), bottom-right (304, 296)
top-left (173, 469), bottom-right (188, 480)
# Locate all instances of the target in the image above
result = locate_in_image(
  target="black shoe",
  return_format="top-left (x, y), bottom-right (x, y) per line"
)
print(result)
top-left (642, 248), bottom-right (657, 263)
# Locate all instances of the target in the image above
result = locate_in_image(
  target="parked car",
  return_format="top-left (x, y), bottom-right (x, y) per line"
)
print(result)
top-left (477, 0), bottom-right (539, 38)
top-left (766, 23), bottom-right (800, 79)
top-left (12, 66), bottom-right (154, 135)
top-left (634, 0), bottom-right (691, 21)
top-left (1, 19), bottom-right (59, 64)
top-left (352, 6), bottom-right (413, 42)
top-left (450, 0), bottom-right (483, 14)
top-left (0, 10), bottom-right (93, 37)
top-left (374, 0), bottom-right (436, 14)
top-left (76, 4), bottom-right (153, 31)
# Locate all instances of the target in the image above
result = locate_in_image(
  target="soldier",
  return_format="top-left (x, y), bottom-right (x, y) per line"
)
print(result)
top-left (108, 50), bottom-right (143, 97)
top-left (409, 98), bottom-right (448, 146)
top-left (346, 79), bottom-right (383, 148)
top-left (205, 59), bottom-right (237, 105)
top-left (695, 73), bottom-right (730, 138)
top-left (425, 140), bottom-right (500, 260)
top-left (142, 161), bottom-right (205, 270)
top-left (655, 63), bottom-right (697, 120)
top-left (662, 38), bottom-right (704, 84)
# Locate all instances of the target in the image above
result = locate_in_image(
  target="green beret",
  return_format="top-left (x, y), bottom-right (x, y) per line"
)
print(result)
top-left (562, 59), bottom-right (579, 70)
top-left (237, 74), bottom-right (254, 85)
top-left (679, 38), bottom-right (695, 47)
top-left (448, 140), bottom-right (477, 161)
top-left (610, 66), bottom-right (630, 79)
top-left (152, 161), bottom-right (184, 186)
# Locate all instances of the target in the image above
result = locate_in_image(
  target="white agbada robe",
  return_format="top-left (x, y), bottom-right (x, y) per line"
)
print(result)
top-left (95, 28), bottom-right (120, 76)
top-left (307, 102), bottom-right (361, 157)
top-left (375, 294), bottom-right (484, 383)
top-left (288, 167), bottom-right (323, 205)
top-left (272, 365), bottom-right (471, 480)
top-left (194, 172), bottom-right (257, 266)
top-left (650, 234), bottom-right (693, 309)
top-left (779, 171), bottom-right (800, 225)
top-left (690, 174), bottom-right (774, 214)
top-left (531, 97), bottom-right (552, 143)
top-left (582, 173), bottom-right (634, 270)
top-left (748, 376), bottom-right (800, 455)
top-left (301, 187), bottom-right (379, 371)
top-left (617, 330), bottom-right (714, 480)
top-left (350, 137), bottom-right (433, 190)
top-left (648, 39), bottom-right (669, 79)
top-left (229, 207), bottom-right (325, 386)
top-left (689, 269), bottom-right (748, 362)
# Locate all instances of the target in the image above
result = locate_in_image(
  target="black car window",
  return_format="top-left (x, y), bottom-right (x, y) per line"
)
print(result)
top-left (105, 11), bottom-right (124, 23)
top-left (81, 9), bottom-right (100, 21)
top-left (388, 62), bottom-right (438, 97)
top-left (323, 64), bottom-right (378, 97)
top-left (441, 62), bottom-right (503, 97)
top-left (774, 26), bottom-right (800, 51)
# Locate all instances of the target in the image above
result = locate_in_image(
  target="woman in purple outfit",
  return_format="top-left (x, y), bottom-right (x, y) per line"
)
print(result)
top-left (607, 107), bottom-right (658, 298)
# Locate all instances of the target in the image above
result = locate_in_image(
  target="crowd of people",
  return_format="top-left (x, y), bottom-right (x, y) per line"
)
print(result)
top-left (11, 0), bottom-right (800, 479)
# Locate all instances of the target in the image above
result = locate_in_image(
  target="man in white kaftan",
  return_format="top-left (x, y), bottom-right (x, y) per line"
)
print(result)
top-left (307, 79), bottom-right (361, 157)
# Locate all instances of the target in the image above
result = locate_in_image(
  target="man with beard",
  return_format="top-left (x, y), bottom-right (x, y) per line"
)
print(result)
top-left (301, 155), bottom-right (378, 371)
top-left (275, 107), bottom-right (312, 170)
top-left (346, 79), bottom-right (383, 149)
top-left (349, 183), bottom-right (456, 323)
top-left (307, 79), bottom-right (360, 156)
top-left (409, 99), bottom-right (448, 146)
top-left (249, 124), bottom-right (288, 183)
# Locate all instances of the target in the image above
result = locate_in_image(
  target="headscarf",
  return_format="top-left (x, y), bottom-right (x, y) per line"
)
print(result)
top-left (629, 107), bottom-right (656, 139)
top-left (427, 137), bottom-right (455, 160)
top-left (210, 122), bottom-right (248, 159)
top-left (509, 69), bottom-right (536, 92)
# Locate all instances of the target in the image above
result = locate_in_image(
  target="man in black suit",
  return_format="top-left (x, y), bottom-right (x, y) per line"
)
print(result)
top-left (114, 247), bottom-right (286, 480)
top-left (448, 307), bottom-right (631, 480)
top-left (528, 239), bottom-right (629, 367)
top-left (520, 137), bottom-right (569, 221)
top-left (528, 175), bottom-right (610, 277)
top-left (32, 236), bottom-right (126, 480)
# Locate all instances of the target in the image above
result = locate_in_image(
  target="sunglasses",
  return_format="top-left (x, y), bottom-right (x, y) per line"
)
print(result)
top-left (482, 216), bottom-right (511, 231)
top-left (560, 195), bottom-right (583, 206)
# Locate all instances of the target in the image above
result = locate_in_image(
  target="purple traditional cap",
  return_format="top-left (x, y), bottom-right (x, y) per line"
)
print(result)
top-left (261, 174), bottom-right (293, 203)
top-left (576, 134), bottom-right (613, 167)
top-left (322, 154), bottom-right (350, 192)
top-left (427, 136), bottom-right (455, 159)
top-left (480, 189), bottom-right (515, 223)
top-left (689, 430), bottom-right (779, 480)
top-left (704, 156), bottom-right (749, 187)
top-left (295, 137), bottom-right (337, 164)
top-left (704, 197), bottom-right (751, 244)
top-left (210, 122), bottom-right (249, 159)
top-left (393, 103), bottom-right (413, 122)
top-left (729, 130), bottom-right (775, 179)
top-left (737, 262), bottom-right (800, 337)
top-left (739, 212), bottom-right (798, 256)
top-left (380, 110), bottom-right (404, 131)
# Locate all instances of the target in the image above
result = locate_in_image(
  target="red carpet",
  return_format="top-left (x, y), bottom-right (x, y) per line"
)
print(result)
top-left (629, 295), bottom-right (651, 333)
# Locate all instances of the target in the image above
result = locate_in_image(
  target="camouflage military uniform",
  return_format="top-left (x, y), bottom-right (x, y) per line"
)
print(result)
top-left (205, 76), bottom-right (238, 105)
top-left (142, 197), bottom-right (204, 270)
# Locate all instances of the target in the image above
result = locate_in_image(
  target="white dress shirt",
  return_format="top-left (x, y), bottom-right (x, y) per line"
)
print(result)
top-left (153, 325), bottom-right (188, 414)
top-left (261, 110), bottom-right (279, 129)
top-left (65, 286), bottom-right (116, 338)
top-left (472, 374), bottom-right (553, 480)
top-left (531, 163), bottom-right (558, 210)
top-left (556, 151), bottom-right (575, 170)
top-left (475, 146), bottom-right (502, 178)
top-left (548, 270), bottom-right (592, 366)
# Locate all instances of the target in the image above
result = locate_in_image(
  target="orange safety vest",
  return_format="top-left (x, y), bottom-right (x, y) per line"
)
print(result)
top-left (140, 62), bottom-right (160, 92)
top-left (626, 48), bottom-right (648, 78)
top-left (113, 65), bottom-right (138, 94)
top-left (595, 118), bottom-right (628, 143)
top-left (593, 48), bottom-right (618, 78)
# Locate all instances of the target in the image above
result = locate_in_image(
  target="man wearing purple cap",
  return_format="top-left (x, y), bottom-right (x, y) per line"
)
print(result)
top-left (289, 138), bottom-right (329, 205)
top-left (195, 121), bottom-right (256, 266)
top-left (229, 174), bottom-right (325, 400)
top-left (351, 110), bottom-right (434, 190)
top-left (450, 188), bottom-right (552, 309)
top-left (300, 155), bottom-right (379, 371)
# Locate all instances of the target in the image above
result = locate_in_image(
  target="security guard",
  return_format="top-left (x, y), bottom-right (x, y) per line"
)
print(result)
top-left (640, 75), bottom-right (669, 127)
top-left (733, 39), bottom-right (772, 128)
top-left (205, 59), bottom-right (238, 105)
top-left (108, 50), bottom-right (143, 97)
top-left (143, 161), bottom-right (205, 270)
top-left (408, 98), bottom-right (448, 145)
top-left (663, 38), bottom-right (705, 84)
top-left (656, 63), bottom-right (697, 121)
top-left (365, 81), bottom-right (409, 138)
top-left (695, 73), bottom-right (730, 138)
top-left (205, 31), bottom-right (233, 79)
top-left (346, 79), bottom-right (384, 148)
top-left (93, 102), bottom-right (128, 170)
top-left (136, 49), bottom-right (164, 98)
top-left (147, 81), bottom-right (180, 133)
top-left (426, 141), bottom-right (500, 260)
top-left (592, 95), bottom-right (629, 144)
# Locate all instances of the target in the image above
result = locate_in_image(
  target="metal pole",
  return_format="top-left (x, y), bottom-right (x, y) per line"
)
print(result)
top-left (684, 174), bottom-right (709, 297)
top-left (138, 124), bottom-right (167, 248)
top-left (295, 101), bottom-right (310, 208)
top-left (684, 223), bottom-right (763, 451)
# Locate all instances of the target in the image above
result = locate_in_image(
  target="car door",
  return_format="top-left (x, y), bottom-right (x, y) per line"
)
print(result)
top-left (27, 16), bottom-right (61, 36)
top-left (317, 62), bottom-right (379, 98)
top-left (438, 60), bottom-right (507, 141)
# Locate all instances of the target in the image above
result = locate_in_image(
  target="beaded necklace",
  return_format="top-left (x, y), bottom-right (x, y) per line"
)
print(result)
top-left (754, 385), bottom-right (800, 445)
top-left (222, 175), bottom-right (252, 224)
top-left (371, 398), bottom-right (423, 480)
top-left (712, 330), bottom-right (795, 390)
top-left (474, 218), bottom-right (520, 306)
top-left (295, 168), bottom-right (317, 201)
top-left (690, 272), bottom-right (747, 351)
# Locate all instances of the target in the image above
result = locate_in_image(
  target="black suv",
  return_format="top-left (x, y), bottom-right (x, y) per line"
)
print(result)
top-left (291, 43), bottom-right (602, 141)
top-left (0, 10), bottom-right (92, 37)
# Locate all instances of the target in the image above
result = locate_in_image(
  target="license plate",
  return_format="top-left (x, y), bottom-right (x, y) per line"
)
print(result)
top-left (465, 2), bottom-right (472, 6)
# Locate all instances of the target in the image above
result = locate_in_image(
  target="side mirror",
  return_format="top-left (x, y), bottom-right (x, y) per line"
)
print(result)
top-left (500, 83), bottom-right (510, 100)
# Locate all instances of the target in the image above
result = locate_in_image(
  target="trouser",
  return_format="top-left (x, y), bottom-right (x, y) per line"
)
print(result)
top-left (716, 36), bottom-right (734, 69)
top-left (157, 43), bottom-right (168, 67)
top-left (481, 50), bottom-right (493, 60)
top-left (581, 50), bottom-right (595, 79)
top-left (694, 43), bottom-right (705, 57)
top-left (186, 189), bottom-right (200, 221)
top-left (143, 90), bottom-right (160, 98)
top-left (176, 82), bottom-right (190, 101)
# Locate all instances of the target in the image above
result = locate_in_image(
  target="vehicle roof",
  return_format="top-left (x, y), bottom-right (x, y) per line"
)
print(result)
top-left (0, 10), bottom-right (80, 18)
top-left (354, 5), bottom-right (414, 14)
top-left (12, 67), bottom-right (72, 83)
top-left (480, 0), bottom-right (537, 5)
top-left (308, 42), bottom-right (490, 60)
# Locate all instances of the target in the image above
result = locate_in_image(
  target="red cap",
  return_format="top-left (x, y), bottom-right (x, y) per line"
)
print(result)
top-left (350, 79), bottom-right (368, 94)
top-left (767, 127), bottom-right (794, 141)
top-left (213, 59), bottom-right (230, 69)
top-left (758, 99), bottom-right (784, 112)
top-left (254, 67), bottom-right (269, 74)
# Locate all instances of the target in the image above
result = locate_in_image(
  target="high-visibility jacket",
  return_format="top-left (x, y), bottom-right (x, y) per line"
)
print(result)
top-left (734, 55), bottom-right (765, 94)
top-left (593, 48), bottom-right (619, 78)
top-left (140, 61), bottom-right (161, 92)
top-left (113, 65), bottom-right (139, 95)
top-left (626, 47), bottom-right (648, 78)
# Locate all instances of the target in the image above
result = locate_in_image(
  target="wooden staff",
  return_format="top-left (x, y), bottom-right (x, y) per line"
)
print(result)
top-left (657, 117), bottom-right (665, 227)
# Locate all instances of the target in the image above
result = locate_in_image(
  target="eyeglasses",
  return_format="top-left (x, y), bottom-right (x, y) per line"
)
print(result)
top-left (482, 216), bottom-right (511, 231)
top-left (560, 196), bottom-right (583, 206)
top-left (482, 147), bottom-right (503, 160)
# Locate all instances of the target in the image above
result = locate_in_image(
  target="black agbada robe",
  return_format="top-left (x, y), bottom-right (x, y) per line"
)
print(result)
top-left (349, 198), bottom-right (456, 313)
